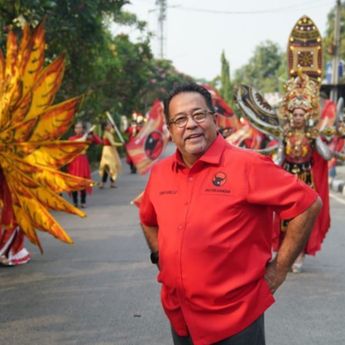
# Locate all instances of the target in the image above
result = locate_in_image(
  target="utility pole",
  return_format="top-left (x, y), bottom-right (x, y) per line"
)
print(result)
top-left (330, 0), bottom-right (341, 101)
top-left (156, 0), bottom-right (167, 59)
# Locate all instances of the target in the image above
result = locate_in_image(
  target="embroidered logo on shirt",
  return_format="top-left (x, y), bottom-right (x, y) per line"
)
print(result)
top-left (204, 188), bottom-right (231, 194)
top-left (212, 171), bottom-right (227, 187)
top-left (159, 190), bottom-right (177, 195)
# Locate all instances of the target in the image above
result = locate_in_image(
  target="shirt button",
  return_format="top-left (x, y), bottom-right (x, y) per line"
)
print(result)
top-left (178, 225), bottom-right (183, 230)
top-left (188, 177), bottom-right (193, 181)
top-left (184, 201), bottom-right (188, 206)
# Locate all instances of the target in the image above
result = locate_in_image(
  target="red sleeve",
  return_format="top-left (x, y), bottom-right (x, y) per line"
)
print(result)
top-left (246, 155), bottom-right (318, 220)
top-left (139, 172), bottom-right (158, 227)
top-left (89, 133), bottom-right (102, 144)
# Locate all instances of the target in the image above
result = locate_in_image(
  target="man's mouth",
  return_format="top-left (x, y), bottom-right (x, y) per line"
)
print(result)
top-left (185, 133), bottom-right (203, 141)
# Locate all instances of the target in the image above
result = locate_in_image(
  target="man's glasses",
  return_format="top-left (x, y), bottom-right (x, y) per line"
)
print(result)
top-left (169, 110), bottom-right (213, 128)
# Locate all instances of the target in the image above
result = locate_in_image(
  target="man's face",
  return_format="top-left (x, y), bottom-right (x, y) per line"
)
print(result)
top-left (292, 108), bottom-right (306, 129)
top-left (168, 92), bottom-right (217, 166)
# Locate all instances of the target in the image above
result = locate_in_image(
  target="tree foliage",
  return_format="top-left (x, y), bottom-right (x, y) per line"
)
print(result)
top-left (143, 58), bottom-right (194, 109)
top-left (234, 40), bottom-right (284, 93)
top-left (323, 2), bottom-right (345, 83)
top-left (0, 0), bottom-right (194, 126)
top-left (220, 51), bottom-right (233, 105)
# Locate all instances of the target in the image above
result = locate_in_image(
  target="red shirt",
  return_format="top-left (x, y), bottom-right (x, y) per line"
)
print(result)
top-left (140, 135), bottom-right (318, 345)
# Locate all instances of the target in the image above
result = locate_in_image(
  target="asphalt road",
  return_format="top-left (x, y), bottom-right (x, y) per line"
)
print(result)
top-left (1, 156), bottom-right (345, 345)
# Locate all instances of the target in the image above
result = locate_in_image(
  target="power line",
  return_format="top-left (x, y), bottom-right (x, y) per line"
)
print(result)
top-left (169, 0), bottom-right (334, 15)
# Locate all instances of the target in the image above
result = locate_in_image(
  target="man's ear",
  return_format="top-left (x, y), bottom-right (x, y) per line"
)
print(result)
top-left (213, 113), bottom-right (218, 125)
top-left (168, 127), bottom-right (175, 143)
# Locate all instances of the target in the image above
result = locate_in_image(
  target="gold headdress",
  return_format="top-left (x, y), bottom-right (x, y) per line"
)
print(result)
top-left (279, 72), bottom-right (320, 125)
top-left (281, 14), bottom-right (322, 128)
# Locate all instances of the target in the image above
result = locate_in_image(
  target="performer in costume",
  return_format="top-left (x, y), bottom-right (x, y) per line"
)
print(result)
top-left (274, 74), bottom-right (332, 272)
top-left (319, 96), bottom-right (345, 178)
top-left (0, 22), bottom-right (92, 265)
top-left (68, 122), bottom-right (102, 208)
top-left (235, 16), bottom-right (345, 273)
top-left (0, 169), bottom-right (30, 265)
top-left (125, 113), bottom-right (145, 174)
top-left (99, 122), bottom-right (123, 188)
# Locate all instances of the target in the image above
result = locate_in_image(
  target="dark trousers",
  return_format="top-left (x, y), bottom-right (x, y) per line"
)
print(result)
top-left (172, 315), bottom-right (265, 345)
top-left (102, 170), bottom-right (114, 183)
top-left (129, 161), bottom-right (137, 174)
top-left (72, 190), bottom-right (86, 205)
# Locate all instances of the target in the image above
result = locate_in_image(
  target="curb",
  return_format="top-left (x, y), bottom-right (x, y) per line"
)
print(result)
top-left (329, 177), bottom-right (345, 196)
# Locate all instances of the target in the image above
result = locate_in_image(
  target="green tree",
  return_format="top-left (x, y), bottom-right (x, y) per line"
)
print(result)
top-left (323, 2), bottom-right (345, 83)
top-left (234, 40), bottom-right (284, 93)
top-left (142, 58), bottom-right (194, 109)
top-left (220, 51), bottom-right (233, 105)
top-left (0, 0), bottom-right (151, 119)
top-left (0, 0), bottom-right (195, 128)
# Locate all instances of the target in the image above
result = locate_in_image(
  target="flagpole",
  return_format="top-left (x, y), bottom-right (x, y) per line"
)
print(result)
top-left (106, 111), bottom-right (125, 143)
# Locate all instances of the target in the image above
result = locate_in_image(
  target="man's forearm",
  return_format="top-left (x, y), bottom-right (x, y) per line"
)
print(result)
top-left (276, 197), bottom-right (322, 272)
top-left (140, 223), bottom-right (159, 252)
top-left (265, 197), bottom-right (322, 293)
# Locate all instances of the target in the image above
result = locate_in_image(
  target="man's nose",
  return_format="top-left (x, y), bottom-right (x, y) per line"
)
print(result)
top-left (185, 116), bottom-right (198, 127)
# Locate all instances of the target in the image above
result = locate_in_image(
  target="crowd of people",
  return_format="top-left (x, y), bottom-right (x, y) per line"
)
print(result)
top-left (67, 120), bottom-right (126, 206)
top-left (66, 112), bottom-right (148, 207)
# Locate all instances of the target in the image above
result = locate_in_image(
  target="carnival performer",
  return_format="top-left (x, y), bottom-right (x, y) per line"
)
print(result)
top-left (236, 75), bottom-right (345, 273)
top-left (235, 15), bottom-right (345, 273)
top-left (273, 74), bottom-right (332, 272)
top-left (67, 122), bottom-right (102, 208)
top-left (125, 113), bottom-right (144, 174)
top-left (99, 122), bottom-right (123, 188)
top-left (0, 169), bottom-right (30, 266)
top-left (319, 94), bottom-right (344, 179)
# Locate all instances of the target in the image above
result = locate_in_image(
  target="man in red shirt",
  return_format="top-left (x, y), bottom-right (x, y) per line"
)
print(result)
top-left (139, 83), bottom-right (322, 345)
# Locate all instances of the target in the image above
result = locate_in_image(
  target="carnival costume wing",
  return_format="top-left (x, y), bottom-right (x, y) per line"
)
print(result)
top-left (235, 85), bottom-right (282, 140)
top-left (0, 22), bottom-right (92, 251)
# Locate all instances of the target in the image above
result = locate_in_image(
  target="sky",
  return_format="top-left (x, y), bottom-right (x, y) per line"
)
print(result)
top-left (113, 0), bottom-right (336, 81)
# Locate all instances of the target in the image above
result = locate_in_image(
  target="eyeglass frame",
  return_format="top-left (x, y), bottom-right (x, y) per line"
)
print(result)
top-left (168, 109), bottom-right (215, 128)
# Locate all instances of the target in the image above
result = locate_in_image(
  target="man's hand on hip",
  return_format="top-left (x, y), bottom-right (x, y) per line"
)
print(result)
top-left (264, 259), bottom-right (289, 294)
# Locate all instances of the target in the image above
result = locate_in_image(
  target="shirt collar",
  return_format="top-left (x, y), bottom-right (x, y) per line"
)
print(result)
top-left (173, 134), bottom-right (228, 170)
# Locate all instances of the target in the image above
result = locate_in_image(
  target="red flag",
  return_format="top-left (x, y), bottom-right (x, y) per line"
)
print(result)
top-left (126, 100), bottom-right (169, 175)
top-left (216, 114), bottom-right (238, 131)
top-left (202, 84), bottom-right (241, 131)
top-left (318, 99), bottom-right (336, 130)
